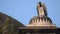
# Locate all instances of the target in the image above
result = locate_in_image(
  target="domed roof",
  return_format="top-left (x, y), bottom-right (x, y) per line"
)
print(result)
top-left (26, 2), bottom-right (56, 27)
top-left (29, 16), bottom-right (52, 24)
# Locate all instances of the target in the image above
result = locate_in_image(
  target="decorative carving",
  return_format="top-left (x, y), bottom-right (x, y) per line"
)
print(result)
top-left (37, 2), bottom-right (47, 17)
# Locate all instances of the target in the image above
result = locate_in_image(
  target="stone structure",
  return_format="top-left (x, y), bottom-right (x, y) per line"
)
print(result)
top-left (0, 12), bottom-right (25, 34)
top-left (19, 2), bottom-right (60, 34)
top-left (26, 2), bottom-right (56, 28)
top-left (0, 2), bottom-right (60, 34)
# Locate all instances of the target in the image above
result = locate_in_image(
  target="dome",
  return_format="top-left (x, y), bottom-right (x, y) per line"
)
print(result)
top-left (29, 16), bottom-right (52, 24)
top-left (26, 2), bottom-right (56, 27)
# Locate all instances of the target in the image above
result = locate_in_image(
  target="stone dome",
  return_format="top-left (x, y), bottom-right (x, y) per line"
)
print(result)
top-left (26, 2), bottom-right (56, 27)
top-left (29, 16), bottom-right (52, 24)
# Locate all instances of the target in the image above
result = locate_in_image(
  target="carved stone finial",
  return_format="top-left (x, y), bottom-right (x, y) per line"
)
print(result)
top-left (37, 2), bottom-right (47, 17)
top-left (26, 2), bottom-right (56, 27)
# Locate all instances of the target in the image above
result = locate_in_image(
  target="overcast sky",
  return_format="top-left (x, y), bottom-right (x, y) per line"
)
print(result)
top-left (0, 0), bottom-right (60, 27)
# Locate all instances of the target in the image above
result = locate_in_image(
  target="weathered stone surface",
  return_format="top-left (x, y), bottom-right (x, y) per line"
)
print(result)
top-left (0, 12), bottom-right (25, 34)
